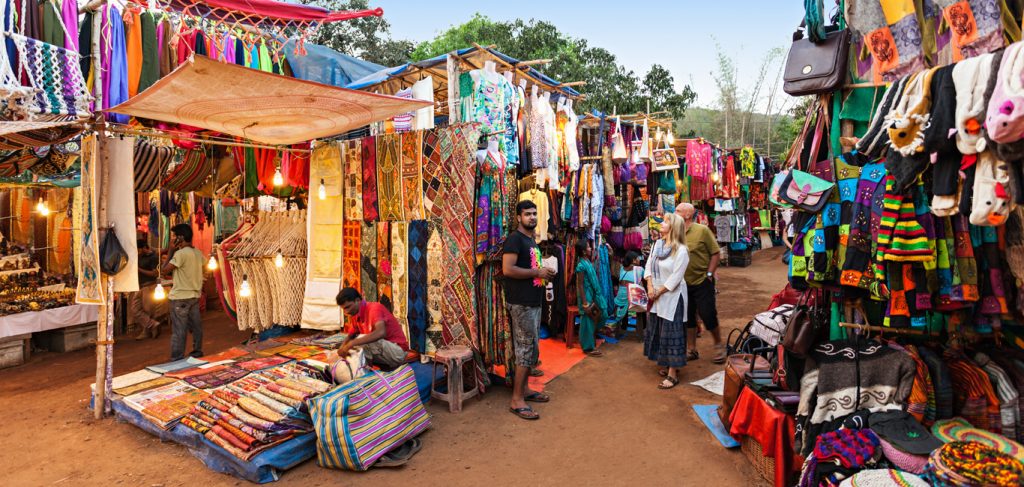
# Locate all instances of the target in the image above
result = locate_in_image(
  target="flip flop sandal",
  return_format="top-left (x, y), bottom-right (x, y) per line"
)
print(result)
top-left (529, 368), bottom-right (545, 377)
top-left (658, 369), bottom-right (668, 377)
top-left (687, 350), bottom-right (700, 361)
top-left (525, 392), bottom-right (550, 403)
top-left (374, 438), bottom-right (420, 468)
top-left (585, 350), bottom-right (604, 357)
top-left (658, 376), bottom-right (679, 389)
top-left (509, 406), bottom-right (540, 420)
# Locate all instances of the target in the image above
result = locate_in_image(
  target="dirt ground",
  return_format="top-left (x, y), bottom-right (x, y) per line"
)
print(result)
top-left (0, 247), bottom-right (789, 487)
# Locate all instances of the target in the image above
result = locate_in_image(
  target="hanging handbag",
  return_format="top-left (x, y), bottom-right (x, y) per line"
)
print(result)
top-left (626, 282), bottom-right (649, 313)
top-left (638, 119), bottom-right (651, 162)
top-left (99, 227), bottom-right (128, 275)
top-left (782, 20), bottom-right (851, 96)
top-left (778, 169), bottom-right (835, 213)
top-left (308, 365), bottom-right (431, 471)
top-left (633, 161), bottom-right (649, 186)
top-left (611, 119), bottom-right (628, 163)
top-left (780, 290), bottom-right (826, 357)
top-left (769, 170), bottom-right (793, 208)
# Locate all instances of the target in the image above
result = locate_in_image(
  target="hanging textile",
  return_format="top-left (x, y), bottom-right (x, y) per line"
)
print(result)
top-left (360, 221), bottom-right (378, 301)
top-left (376, 221), bottom-right (393, 309)
top-left (103, 136), bottom-right (139, 292)
top-left (420, 127), bottom-right (444, 215)
top-left (343, 140), bottom-right (362, 221)
top-left (342, 220), bottom-right (361, 292)
top-left (376, 134), bottom-right (403, 221)
top-left (360, 136), bottom-right (378, 221)
top-left (161, 149), bottom-right (212, 192)
top-left (76, 134), bottom-right (103, 304)
top-left (390, 221), bottom-right (409, 340)
top-left (125, 9), bottom-right (143, 97)
top-left (425, 227), bottom-right (444, 355)
top-left (400, 131), bottom-right (425, 220)
top-left (407, 220), bottom-right (428, 354)
top-left (100, 5), bottom-right (128, 123)
top-left (133, 139), bottom-right (174, 192)
top-left (137, 11), bottom-right (159, 93)
top-left (301, 142), bottom-right (343, 330)
top-left (6, 32), bottom-right (91, 118)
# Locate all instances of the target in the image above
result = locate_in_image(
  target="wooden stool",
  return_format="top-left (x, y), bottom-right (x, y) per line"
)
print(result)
top-left (430, 345), bottom-right (480, 413)
top-left (565, 306), bottom-right (578, 349)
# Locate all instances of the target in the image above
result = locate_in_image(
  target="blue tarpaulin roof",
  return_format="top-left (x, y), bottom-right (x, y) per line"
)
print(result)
top-left (283, 40), bottom-right (386, 88)
top-left (346, 46), bottom-right (581, 98)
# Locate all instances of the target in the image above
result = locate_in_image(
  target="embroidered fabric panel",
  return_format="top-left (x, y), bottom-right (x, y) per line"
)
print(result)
top-left (407, 220), bottom-right (429, 353)
top-left (360, 137), bottom-right (379, 222)
top-left (359, 222), bottom-right (377, 301)
top-left (307, 143), bottom-right (343, 280)
top-left (390, 221), bottom-right (409, 341)
top-left (342, 220), bottom-right (361, 292)
top-left (76, 134), bottom-right (103, 304)
top-left (400, 131), bottom-right (425, 220)
top-left (343, 140), bottom-right (363, 221)
top-left (376, 134), bottom-right (404, 221)
top-left (376, 221), bottom-right (393, 309)
top-left (425, 229), bottom-right (445, 355)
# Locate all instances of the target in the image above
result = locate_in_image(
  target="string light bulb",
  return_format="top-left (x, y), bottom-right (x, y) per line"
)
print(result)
top-left (35, 197), bottom-right (50, 216)
top-left (654, 128), bottom-right (663, 142)
top-left (153, 283), bottom-right (166, 301)
top-left (711, 172), bottom-right (721, 183)
top-left (318, 178), bottom-right (326, 200)
top-left (239, 275), bottom-right (252, 298)
top-left (272, 167), bottom-right (284, 187)
top-left (207, 254), bottom-right (218, 271)
top-left (274, 250), bottom-right (284, 268)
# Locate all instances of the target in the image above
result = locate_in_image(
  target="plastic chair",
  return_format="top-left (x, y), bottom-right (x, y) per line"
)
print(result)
top-left (430, 345), bottom-right (480, 413)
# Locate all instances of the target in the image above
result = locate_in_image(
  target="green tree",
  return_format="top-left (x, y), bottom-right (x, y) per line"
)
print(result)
top-left (301, 0), bottom-right (414, 67)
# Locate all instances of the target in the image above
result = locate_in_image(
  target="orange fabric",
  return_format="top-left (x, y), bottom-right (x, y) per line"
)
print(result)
top-left (126, 11), bottom-right (143, 97)
top-left (492, 338), bottom-right (593, 392)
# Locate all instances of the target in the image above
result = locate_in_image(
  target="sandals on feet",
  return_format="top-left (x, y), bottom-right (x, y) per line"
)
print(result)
top-left (658, 369), bottom-right (668, 377)
top-left (658, 376), bottom-right (679, 389)
top-left (712, 345), bottom-right (727, 364)
top-left (687, 350), bottom-right (699, 361)
top-left (509, 406), bottom-right (540, 420)
top-left (525, 392), bottom-right (550, 403)
top-left (585, 349), bottom-right (604, 357)
top-left (529, 368), bottom-right (545, 377)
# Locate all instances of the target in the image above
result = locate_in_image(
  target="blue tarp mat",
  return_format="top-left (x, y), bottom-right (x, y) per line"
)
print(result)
top-left (283, 40), bottom-right (384, 88)
top-left (409, 360), bottom-right (444, 402)
top-left (111, 398), bottom-right (316, 483)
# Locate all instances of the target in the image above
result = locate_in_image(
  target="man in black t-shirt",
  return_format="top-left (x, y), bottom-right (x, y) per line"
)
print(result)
top-left (132, 238), bottom-right (162, 340)
top-left (502, 200), bottom-right (556, 420)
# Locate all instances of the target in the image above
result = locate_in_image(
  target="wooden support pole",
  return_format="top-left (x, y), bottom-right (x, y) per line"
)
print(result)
top-left (447, 53), bottom-right (460, 124)
top-left (558, 81), bottom-right (587, 87)
top-left (838, 322), bottom-right (936, 336)
top-left (90, 8), bottom-right (109, 420)
top-left (516, 59), bottom-right (552, 66)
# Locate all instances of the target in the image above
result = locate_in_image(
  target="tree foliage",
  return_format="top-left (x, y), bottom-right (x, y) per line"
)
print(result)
top-left (301, 0), bottom-right (414, 67)
top-left (411, 15), bottom-right (696, 120)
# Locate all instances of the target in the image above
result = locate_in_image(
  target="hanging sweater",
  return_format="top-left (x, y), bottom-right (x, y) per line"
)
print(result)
top-left (795, 339), bottom-right (916, 456)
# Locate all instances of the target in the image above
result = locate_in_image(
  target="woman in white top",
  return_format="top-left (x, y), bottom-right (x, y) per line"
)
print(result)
top-left (643, 213), bottom-right (690, 389)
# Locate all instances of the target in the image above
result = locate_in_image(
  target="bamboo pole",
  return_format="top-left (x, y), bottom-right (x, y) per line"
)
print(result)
top-left (447, 53), bottom-right (460, 124)
top-left (516, 59), bottom-right (552, 66)
top-left (91, 7), bottom-right (108, 420)
top-left (838, 322), bottom-right (937, 336)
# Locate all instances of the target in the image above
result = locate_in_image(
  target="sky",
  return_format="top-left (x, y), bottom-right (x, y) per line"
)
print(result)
top-left (369, 1), bottom-right (806, 111)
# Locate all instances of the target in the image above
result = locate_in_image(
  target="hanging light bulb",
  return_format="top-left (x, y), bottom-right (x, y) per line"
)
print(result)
top-left (274, 250), bottom-right (284, 268)
top-left (207, 254), bottom-right (218, 271)
top-left (35, 197), bottom-right (50, 216)
top-left (239, 275), bottom-right (252, 298)
top-left (272, 167), bottom-right (284, 187)
top-left (655, 128), bottom-right (663, 142)
top-left (711, 172), bottom-right (721, 183)
top-left (666, 131), bottom-right (675, 145)
top-left (153, 283), bottom-right (166, 301)
top-left (318, 178), bottom-right (327, 200)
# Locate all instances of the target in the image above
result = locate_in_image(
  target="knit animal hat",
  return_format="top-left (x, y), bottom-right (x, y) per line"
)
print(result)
top-left (837, 469), bottom-right (930, 487)
top-left (969, 150), bottom-right (1015, 226)
top-left (986, 42), bottom-right (1024, 145)
top-left (886, 67), bottom-right (939, 156)
top-left (858, 76), bottom-right (910, 159)
top-left (952, 52), bottom-right (998, 154)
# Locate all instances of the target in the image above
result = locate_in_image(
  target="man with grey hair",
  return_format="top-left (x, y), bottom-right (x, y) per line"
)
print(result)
top-left (675, 203), bottom-right (725, 363)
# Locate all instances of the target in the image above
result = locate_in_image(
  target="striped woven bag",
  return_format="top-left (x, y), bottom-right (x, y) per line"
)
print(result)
top-left (161, 149), bottom-right (212, 192)
top-left (307, 364), bottom-right (430, 471)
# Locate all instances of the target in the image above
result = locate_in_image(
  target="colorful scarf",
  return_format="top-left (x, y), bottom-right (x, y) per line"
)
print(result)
top-left (390, 221), bottom-right (409, 340)
top-left (425, 228), bottom-right (444, 355)
top-left (342, 221), bottom-right (361, 292)
top-left (376, 221), bottom-right (393, 309)
top-left (376, 134), bottom-right (404, 221)
top-left (76, 135), bottom-right (103, 304)
top-left (343, 140), bottom-right (362, 221)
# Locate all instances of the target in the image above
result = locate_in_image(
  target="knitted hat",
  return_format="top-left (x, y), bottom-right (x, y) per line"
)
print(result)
top-left (986, 42), bottom-right (1024, 145)
top-left (837, 469), bottom-right (930, 487)
top-left (952, 52), bottom-right (998, 154)
top-left (925, 441), bottom-right (1024, 487)
top-left (922, 65), bottom-right (959, 160)
top-left (932, 418), bottom-right (1024, 461)
top-left (870, 411), bottom-right (944, 455)
top-left (878, 437), bottom-right (930, 474)
top-left (858, 76), bottom-right (910, 159)
top-left (814, 428), bottom-right (882, 469)
top-left (968, 150), bottom-right (1015, 227)
top-left (1005, 208), bottom-right (1024, 281)
top-left (886, 68), bottom-right (939, 156)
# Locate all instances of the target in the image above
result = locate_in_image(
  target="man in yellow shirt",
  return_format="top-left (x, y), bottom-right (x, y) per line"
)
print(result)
top-left (161, 224), bottom-right (206, 360)
top-left (675, 203), bottom-right (724, 363)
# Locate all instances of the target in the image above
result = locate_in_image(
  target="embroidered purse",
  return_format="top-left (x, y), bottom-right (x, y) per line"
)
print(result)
top-left (769, 169), bottom-right (793, 208)
top-left (779, 169), bottom-right (835, 213)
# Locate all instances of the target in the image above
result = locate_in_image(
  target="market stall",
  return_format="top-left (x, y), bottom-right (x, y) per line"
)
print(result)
top-left (722, 2), bottom-right (1024, 486)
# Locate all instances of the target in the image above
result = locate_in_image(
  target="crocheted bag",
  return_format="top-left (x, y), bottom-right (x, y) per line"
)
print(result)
top-left (6, 33), bottom-right (91, 118)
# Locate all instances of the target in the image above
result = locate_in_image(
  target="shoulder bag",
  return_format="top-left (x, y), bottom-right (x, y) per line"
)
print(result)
top-left (778, 169), bottom-right (835, 213)
top-left (783, 20), bottom-right (850, 96)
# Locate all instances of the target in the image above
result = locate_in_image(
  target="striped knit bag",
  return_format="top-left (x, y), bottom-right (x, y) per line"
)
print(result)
top-left (161, 149), bottom-right (212, 192)
top-left (307, 364), bottom-right (430, 471)
top-left (133, 139), bottom-right (175, 192)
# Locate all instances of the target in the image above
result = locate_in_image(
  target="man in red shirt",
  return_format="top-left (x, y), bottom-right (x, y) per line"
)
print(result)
top-left (336, 287), bottom-right (409, 370)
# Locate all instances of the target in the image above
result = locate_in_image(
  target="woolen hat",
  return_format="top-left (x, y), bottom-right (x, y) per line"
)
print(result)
top-left (869, 411), bottom-right (944, 455)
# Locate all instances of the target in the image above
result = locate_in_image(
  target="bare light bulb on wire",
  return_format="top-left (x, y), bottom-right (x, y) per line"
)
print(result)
top-left (239, 275), bottom-right (252, 298)
top-left (153, 283), bottom-right (166, 301)
top-left (318, 178), bottom-right (326, 200)
top-left (35, 197), bottom-right (50, 216)
top-left (207, 254), bottom-right (218, 271)
top-left (272, 167), bottom-right (284, 187)
top-left (711, 172), bottom-right (721, 183)
top-left (274, 250), bottom-right (284, 268)
top-left (655, 128), bottom-right (663, 142)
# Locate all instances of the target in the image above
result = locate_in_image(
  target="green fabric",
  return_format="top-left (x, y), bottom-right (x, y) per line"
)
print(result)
top-left (41, 0), bottom-right (63, 47)
top-left (258, 42), bottom-right (273, 73)
top-left (829, 300), bottom-right (847, 341)
top-left (138, 13), bottom-right (160, 93)
top-left (244, 147), bottom-right (260, 197)
top-left (576, 259), bottom-right (606, 352)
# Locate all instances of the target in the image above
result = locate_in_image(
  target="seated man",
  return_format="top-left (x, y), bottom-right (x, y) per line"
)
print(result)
top-left (335, 287), bottom-right (410, 370)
